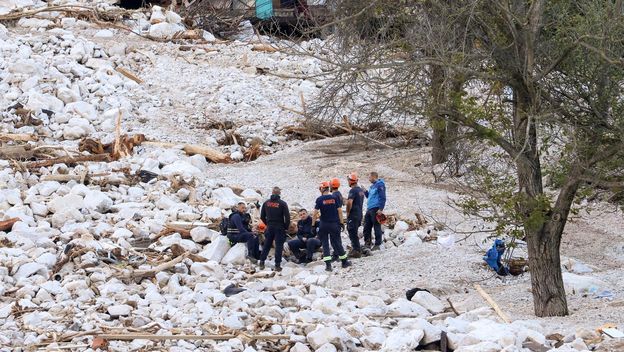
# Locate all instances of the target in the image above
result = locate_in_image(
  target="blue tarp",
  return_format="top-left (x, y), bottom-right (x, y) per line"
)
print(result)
top-left (256, 0), bottom-right (273, 20)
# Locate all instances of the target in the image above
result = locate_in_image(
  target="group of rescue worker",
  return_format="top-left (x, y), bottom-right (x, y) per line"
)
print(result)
top-left (225, 172), bottom-right (387, 272)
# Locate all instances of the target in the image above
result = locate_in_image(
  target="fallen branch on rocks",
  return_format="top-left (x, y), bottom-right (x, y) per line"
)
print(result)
top-left (115, 67), bottom-right (143, 84)
top-left (23, 154), bottom-right (111, 169)
top-left (0, 218), bottom-right (19, 232)
top-left (96, 333), bottom-right (290, 341)
top-left (0, 133), bottom-right (38, 142)
top-left (119, 254), bottom-right (188, 280)
top-left (51, 246), bottom-right (91, 278)
top-left (143, 141), bottom-right (230, 163)
top-left (474, 284), bottom-right (511, 323)
top-left (251, 44), bottom-right (279, 53)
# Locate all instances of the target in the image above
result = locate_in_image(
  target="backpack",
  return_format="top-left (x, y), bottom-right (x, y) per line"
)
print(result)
top-left (219, 217), bottom-right (230, 236)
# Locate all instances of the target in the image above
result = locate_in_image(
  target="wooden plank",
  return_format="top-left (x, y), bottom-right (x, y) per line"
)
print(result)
top-left (474, 284), bottom-right (511, 323)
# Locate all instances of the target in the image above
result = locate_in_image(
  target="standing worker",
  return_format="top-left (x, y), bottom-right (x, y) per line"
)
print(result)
top-left (330, 177), bottom-right (345, 261)
top-left (226, 202), bottom-right (261, 262)
top-left (345, 172), bottom-right (365, 257)
top-left (287, 209), bottom-right (321, 264)
top-left (259, 187), bottom-right (290, 272)
top-left (314, 181), bottom-right (351, 272)
top-left (363, 172), bottom-right (386, 250)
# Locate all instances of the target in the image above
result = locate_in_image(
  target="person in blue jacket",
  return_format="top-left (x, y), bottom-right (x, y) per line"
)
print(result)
top-left (226, 202), bottom-right (260, 262)
top-left (287, 209), bottom-right (321, 264)
top-left (363, 172), bottom-right (386, 250)
top-left (484, 239), bottom-right (509, 275)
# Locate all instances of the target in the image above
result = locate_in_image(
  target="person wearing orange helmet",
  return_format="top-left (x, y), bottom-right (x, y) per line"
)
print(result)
top-left (313, 181), bottom-right (351, 272)
top-left (345, 172), bottom-right (366, 257)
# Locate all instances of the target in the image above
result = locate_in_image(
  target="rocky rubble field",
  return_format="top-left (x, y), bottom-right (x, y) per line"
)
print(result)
top-left (0, 2), bottom-right (623, 352)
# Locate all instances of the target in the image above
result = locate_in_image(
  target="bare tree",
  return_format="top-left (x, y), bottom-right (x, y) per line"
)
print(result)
top-left (306, 0), bottom-right (624, 317)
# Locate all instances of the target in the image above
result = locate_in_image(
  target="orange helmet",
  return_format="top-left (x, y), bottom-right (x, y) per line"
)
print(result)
top-left (257, 221), bottom-right (266, 232)
top-left (319, 181), bottom-right (330, 191)
top-left (330, 178), bottom-right (340, 189)
top-left (347, 172), bottom-right (358, 185)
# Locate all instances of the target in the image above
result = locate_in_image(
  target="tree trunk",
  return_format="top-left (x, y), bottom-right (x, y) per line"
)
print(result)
top-left (430, 64), bottom-right (447, 165)
top-left (513, 86), bottom-right (569, 317)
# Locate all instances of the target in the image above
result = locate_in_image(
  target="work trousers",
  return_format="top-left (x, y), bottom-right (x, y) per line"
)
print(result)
top-left (227, 232), bottom-right (260, 260)
top-left (363, 208), bottom-right (383, 246)
top-left (260, 226), bottom-right (286, 266)
top-left (288, 238), bottom-right (322, 260)
top-left (347, 216), bottom-right (363, 251)
top-left (318, 221), bottom-right (347, 262)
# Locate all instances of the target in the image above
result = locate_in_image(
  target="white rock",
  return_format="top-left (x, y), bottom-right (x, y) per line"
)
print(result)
top-left (190, 227), bottom-right (212, 242)
top-left (230, 150), bottom-right (244, 161)
top-left (290, 342), bottom-right (311, 352)
top-left (356, 295), bottom-right (386, 309)
top-left (112, 228), bottom-right (133, 240)
top-left (30, 202), bottom-right (48, 216)
top-left (107, 42), bottom-right (127, 57)
top-left (48, 193), bottom-right (83, 213)
top-left (127, 187), bottom-right (145, 200)
top-left (203, 30), bottom-right (216, 42)
top-left (148, 22), bottom-right (184, 39)
top-left (108, 304), bottom-right (132, 317)
top-left (411, 291), bottom-right (445, 314)
top-left (65, 101), bottom-right (97, 121)
top-left (83, 190), bottom-right (113, 213)
top-left (315, 344), bottom-right (337, 352)
top-left (203, 206), bottom-right (222, 219)
top-left (94, 29), bottom-right (114, 38)
top-left (455, 341), bottom-right (502, 352)
top-left (161, 160), bottom-right (202, 179)
top-left (165, 10), bottom-right (182, 24)
top-left (241, 189), bottom-right (262, 201)
top-left (18, 18), bottom-right (53, 28)
top-left (211, 187), bottom-right (244, 208)
top-left (198, 235), bottom-right (231, 262)
top-left (381, 328), bottom-right (424, 352)
top-left (190, 261), bottom-right (224, 280)
top-left (13, 262), bottom-right (47, 279)
top-left (393, 221), bottom-right (409, 235)
top-left (399, 318), bottom-right (441, 344)
top-left (150, 6), bottom-right (166, 23)
top-left (223, 315), bottom-right (244, 329)
top-left (562, 272), bottom-right (608, 294)
top-left (221, 243), bottom-right (247, 265)
top-left (26, 92), bottom-right (64, 112)
top-left (307, 326), bottom-right (346, 350)
top-left (38, 181), bottom-right (61, 196)
top-left (361, 327), bottom-right (386, 350)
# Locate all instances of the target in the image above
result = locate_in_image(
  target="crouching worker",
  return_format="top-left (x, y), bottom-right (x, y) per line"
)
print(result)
top-left (483, 239), bottom-right (509, 276)
top-left (288, 209), bottom-right (321, 264)
top-left (227, 202), bottom-right (261, 262)
top-left (314, 181), bottom-right (351, 272)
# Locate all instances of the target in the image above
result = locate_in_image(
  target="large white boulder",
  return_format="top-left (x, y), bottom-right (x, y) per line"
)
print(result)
top-left (387, 299), bottom-right (431, 317)
top-left (148, 22), bottom-right (184, 39)
top-left (410, 291), bottom-right (445, 314)
top-left (198, 236), bottom-right (231, 262)
top-left (221, 243), bottom-right (247, 265)
top-left (25, 92), bottom-right (64, 112)
top-left (361, 327), bottom-right (386, 350)
top-left (108, 304), bottom-right (132, 317)
top-left (562, 272), bottom-right (608, 294)
top-left (307, 326), bottom-right (347, 350)
top-left (190, 261), bottom-right (224, 280)
top-left (48, 194), bottom-right (83, 213)
top-left (65, 101), bottom-right (97, 121)
top-left (161, 160), bottom-right (202, 179)
top-left (83, 190), bottom-right (113, 213)
top-left (211, 188), bottom-right (244, 208)
top-left (190, 227), bottom-right (214, 243)
top-left (13, 262), bottom-right (48, 280)
top-left (381, 328), bottom-right (424, 352)
top-left (399, 318), bottom-right (441, 345)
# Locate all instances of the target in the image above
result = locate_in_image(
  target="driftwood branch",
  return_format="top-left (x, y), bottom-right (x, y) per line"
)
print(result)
top-left (96, 333), bottom-right (290, 341)
top-left (474, 284), bottom-right (511, 323)
top-left (23, 154), bottom-right (111, 169)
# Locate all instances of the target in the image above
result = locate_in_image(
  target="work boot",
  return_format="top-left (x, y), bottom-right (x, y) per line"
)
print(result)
top-left (371, 245), bottom-right (381, 251)
top-left (341, 259), bottom-right (352, 268)
top-left (274, 265), bottom-right (282, 272)
top-left (365, 240), bottom-right (372, 248)
top-left (259, 261), bottom-right (265, 270)
top-left (325, 261), bottom-right (332, 272)
top-left (349, 249), bottom-right (362, 258)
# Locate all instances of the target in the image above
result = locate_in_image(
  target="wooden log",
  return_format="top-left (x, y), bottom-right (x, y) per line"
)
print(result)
top-left (115, 67), bottom-right (143, 84)
top-left (182, 144), bottom-right (230, 163)
top-left (0, 133), bottom-right (38, 142)
top-left (474, 284), bottom-right (511, 323)
top-left (24, 154), bottom-right (111, 169)
top-left (0, 145), bottom-right (35, 160)
top-left (97, 333), bottom-right (290, 341)
top-left (142, 141), bottom-right (230, 164)
top-left (0, 218), bottom-right (20, 232)
top-left (120, 254), bottom-right (188, 280)
top-left (251, 44), bottom-right (278, 53)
